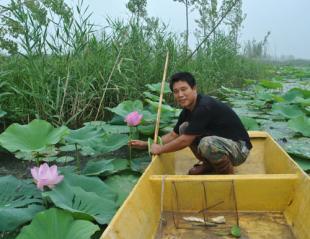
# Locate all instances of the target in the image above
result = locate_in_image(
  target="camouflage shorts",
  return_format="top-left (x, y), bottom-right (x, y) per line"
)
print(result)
top-left (179, 122), bottom-right (249, 166)
top-left (198, 136), bottom-right (249, 166)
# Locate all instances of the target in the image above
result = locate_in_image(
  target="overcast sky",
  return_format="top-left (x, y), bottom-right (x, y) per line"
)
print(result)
top-left (77, 0), bottom-right (310, 59)
top-left (2, 0), bottom-right (309, 59)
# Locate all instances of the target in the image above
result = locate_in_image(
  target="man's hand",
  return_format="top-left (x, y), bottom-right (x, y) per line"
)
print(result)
top-left (151, 143), bottom-right (162, 155)
top-left (128, 140), bottom-right (147, 149)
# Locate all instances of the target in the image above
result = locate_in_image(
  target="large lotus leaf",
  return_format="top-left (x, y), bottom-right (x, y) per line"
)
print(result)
top-left (286, 137), bottom-right (310, 161)
top-left (294, 158), bottom-right (310, 172)
top-left (138, 124), bottom-right (155, 136)
top-left (16, 208), bottom-right (99, 239)
top-left (60, 172), bottom-right (117, 201)
top-left (0, 176), bottom-right (44, 232)
top-left (81, 133), bottom-right (129, 154)
top-left (283, 88), bottom-right (310, 101)
top-left (0, 119), bottom-right (69, 153)
top-left (65, 125), bottom-right (103, 146)
top-left (83, 158), bottom-right (129, 176)
top-left (288, 116), bottom-right (310, 137)
top-left (105, 100), bottom-right (143, 118)
top-left (240, 116), bottom-right (260, 130)
top-left (143, 91), bottom-right (161, 102)
top-left (271, 103), bottom-right (305, 119)
top-left (101, 124), bottom-right (129, 134)
top-left (0, 109), bottom-right (6, 118)
top-left (259, 79), bottom-right (282, 89)
top-left (145, 99), bottom-right (176, 113)
top-left (104, 173), bottom-right (139, 206)
top-left (130, 155), bottom-right (151, 173)
top-left (146, 82), bottom-right (170, 93)
top-left (43, 180), bottom-right (117, 224)
top-left (84, 122), bottom-right (129, 134)
top-left (15, 146), bottom-right (58, 161)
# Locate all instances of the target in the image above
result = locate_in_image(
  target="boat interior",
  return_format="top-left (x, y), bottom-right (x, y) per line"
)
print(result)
top-left (101, 132), bottom-right (310, 239)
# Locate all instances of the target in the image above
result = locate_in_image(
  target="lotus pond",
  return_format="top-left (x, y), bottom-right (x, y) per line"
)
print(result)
top-left (0, 66), bottom-right (309, 239)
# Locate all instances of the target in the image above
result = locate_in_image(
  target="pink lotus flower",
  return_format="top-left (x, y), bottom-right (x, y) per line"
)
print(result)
top-left (31, 163), bottom-right (64, 190)
top-left (125, 111), bottom-right (143, 126)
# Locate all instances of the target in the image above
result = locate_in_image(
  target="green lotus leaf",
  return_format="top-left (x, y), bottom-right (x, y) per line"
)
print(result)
top-left (259, 79), bottom-right (282, 89)
top-left (15, 146), bottom-right (58, 161)
top-left (0, 109), bottom-right (6, 118)
top-left (283, 88), bottom-right (310, 101)
top-left (294, 158), bottom-right (310, 172)
top-left (138, 124), bottom-right (155, 136)
top-left (288, 115), bottom-right (310, 137)
top-left (145, 82), bottom-right (170, 93)
top-left (81, 133), bottom-right (129, 154)
top-left (106, 100), bottom-right (143, 118)
top-left (43, 174), bottom-right (117, 224)
top-left (104, 173), bottom-right (139, 207)
top-left (83, 158), bottom-right (129, 176)
top-left (272, 103), bottom-right (305, 119)
top-left (16, 208), bottom-right (99, 239)
top-left (231, 225), bottom-right (241, 237)
top-left (65, 125), bottom-right (103, 146)
top-left (84, 122), bottom-right (129, 134)
top-left (240, 116), bottom-right (260, 130)
top-left (143, 91), bottom-right (161, 102)
top-left (0, 119), bottom-right (69, 153)
top-left (130, 155), bottom-right (151, 173)
top-left (0, 176), bottom-right (44, 232)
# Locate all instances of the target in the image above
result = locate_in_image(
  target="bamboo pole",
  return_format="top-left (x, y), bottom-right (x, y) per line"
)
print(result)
top-left (153, 51), bottom-right (169, 146)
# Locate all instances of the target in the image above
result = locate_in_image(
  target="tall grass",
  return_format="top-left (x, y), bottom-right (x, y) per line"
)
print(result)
top-left (0, 0), bottom-right (268, 127)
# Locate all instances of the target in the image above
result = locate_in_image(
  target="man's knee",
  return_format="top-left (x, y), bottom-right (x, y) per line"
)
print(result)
top-left (198, 136), bottom-right (228, 161)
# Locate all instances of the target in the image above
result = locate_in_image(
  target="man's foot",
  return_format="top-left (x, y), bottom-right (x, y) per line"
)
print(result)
top-left (188, 162), bottom-right (214, 175)
top-left (211, 155), bottom-right (234, 174)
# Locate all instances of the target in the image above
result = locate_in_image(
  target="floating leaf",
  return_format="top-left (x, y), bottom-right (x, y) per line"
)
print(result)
top-left (130, 155), bottom-right (151, 172)
top-left (272, 103), bottom-right (304, 119)
top-left (43, 174), bottom-right (117, 224)
top-left (240, 116), bottom-right (260, 130)
top-left (0, 119), bottom-right (68, 153)
top-left (259, 79), bottom-right (282, 89)
top-left (143, 91), bottom-right (161, 101)
top-left (65, 125), bottom-right (103, 146)
top-left (145, 82), bottom-right (170, 93)
top-left (16, 208), bottom-right (99, 239)
top-left (105, 173), bottom-right (139, 206)
top-left (0, 109), bottom-right (6, 118)
top-left (288, 116), bottom-right (310, 137)
top-left (106, 100), bottom-right (143, 118)
top-left (0, 176), bottom-right (44, 232)
top-left (231, 225), bottom-right (241, 237)
top-left (82, 158), bottom-right (129, 176)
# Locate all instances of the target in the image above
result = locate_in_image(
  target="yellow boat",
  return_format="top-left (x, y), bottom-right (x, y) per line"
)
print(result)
top-left (101, 131), bottom-right (310, 239)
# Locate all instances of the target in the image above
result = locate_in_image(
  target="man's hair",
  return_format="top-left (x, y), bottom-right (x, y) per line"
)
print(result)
top-left (169, 72), bottom-right (196, 91)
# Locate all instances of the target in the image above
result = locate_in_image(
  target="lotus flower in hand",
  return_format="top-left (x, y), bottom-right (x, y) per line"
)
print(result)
top-left (125, 111), bottom-right (143, 126)
top-left (31, 163), bottom-right (64, 190)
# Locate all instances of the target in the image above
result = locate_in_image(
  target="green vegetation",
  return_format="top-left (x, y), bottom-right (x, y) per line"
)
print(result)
top-left (0, 0), bottom-right (267, 126)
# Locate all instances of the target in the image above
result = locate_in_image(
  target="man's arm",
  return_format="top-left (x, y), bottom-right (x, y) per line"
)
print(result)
top-left (129, 131), bottom-right (178, 149)
top-left (161, 131), bottom-right (179, 144)
top-left (151, 134), bottom-right (197, 155)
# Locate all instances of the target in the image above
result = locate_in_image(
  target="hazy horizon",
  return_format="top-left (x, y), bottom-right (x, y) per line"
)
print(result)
top-left (81, 0), bottom-right (310, 60)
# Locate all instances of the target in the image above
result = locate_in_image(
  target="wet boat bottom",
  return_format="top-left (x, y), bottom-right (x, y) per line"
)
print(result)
top-left (155, 211), bottom-right (295, 239)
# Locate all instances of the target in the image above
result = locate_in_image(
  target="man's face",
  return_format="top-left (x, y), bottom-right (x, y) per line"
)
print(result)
top-left (172, 80), bottom-right (197, 110)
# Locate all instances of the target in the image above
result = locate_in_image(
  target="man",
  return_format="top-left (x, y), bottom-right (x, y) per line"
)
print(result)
top-left (129, 72), bottom-right (252, 174)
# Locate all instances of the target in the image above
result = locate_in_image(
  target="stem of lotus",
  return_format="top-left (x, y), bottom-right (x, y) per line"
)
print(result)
top-left (75, 143), bottom-right (80, 173)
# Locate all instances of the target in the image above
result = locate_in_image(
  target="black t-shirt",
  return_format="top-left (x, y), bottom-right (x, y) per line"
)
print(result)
top-left (173, 94), bottom-right (252, 149)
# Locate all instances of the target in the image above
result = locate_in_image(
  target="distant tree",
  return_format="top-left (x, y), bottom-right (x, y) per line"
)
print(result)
top-left (172, 0), bottom-right (197, 53)
top-left (126, 0), bottom-right (147, 26)
top-left (244, 31), bottom-right (271, 58)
